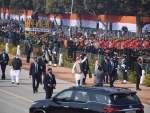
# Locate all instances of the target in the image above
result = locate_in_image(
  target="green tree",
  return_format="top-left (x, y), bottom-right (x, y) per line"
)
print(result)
top-left (120, 0), bottom-right (150, 36)
top-left (0, 0), bottom-right (10, 20)
top-left (80, 0), bottom-right (121, 34)
top-left (32, 0), bottom-right (46, 13)
top-left (46, 0), bottom-right (65, 25)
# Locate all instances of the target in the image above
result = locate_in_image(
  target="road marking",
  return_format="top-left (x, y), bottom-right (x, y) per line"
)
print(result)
top-left (5, 97), bottom-right (34, 99)
top-left (0, 88), bottom-right (33, 103)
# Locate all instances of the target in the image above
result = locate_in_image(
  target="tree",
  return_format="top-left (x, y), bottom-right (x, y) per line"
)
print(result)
top-left (80, 0), bottom-right (121, 34)
top-left (32, 0), bottom-right (46, 13)
top-left (0, 0), bottom-right (10, 20)
top-left (46, 0), bottom-right (65, 25)
top-left (120, 0), bottom-right (150, 36)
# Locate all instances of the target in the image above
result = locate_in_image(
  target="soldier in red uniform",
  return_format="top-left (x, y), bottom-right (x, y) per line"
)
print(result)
top-left (104, 38), bottom-right (109, 55)
top-left (98, 38), bottom-right (104, 55)
top-left (116, 39), bottom-right (121, 56)
top-left (144, 38), bottom-right (150, 53)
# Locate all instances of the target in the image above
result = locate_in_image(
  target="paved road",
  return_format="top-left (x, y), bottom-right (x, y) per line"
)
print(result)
top-left (0, 66), bottom-right (149, 113)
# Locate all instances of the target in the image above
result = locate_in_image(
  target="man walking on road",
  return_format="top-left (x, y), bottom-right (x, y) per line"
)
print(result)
top-left (0, 49), bottom-right (9, 80)
top-left (43, 68), bottom-right (56, 99)
top-left (38, 53), bottom-right (48, 84)
top-left (29, 57), bottom-right (41, 93)
top-left (11, 54), bottom-right (22, 85)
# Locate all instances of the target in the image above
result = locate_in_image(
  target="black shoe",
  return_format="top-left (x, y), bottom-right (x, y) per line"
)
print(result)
top-left (35, 89), bottom-right (38, 92)
top-left (12, 82), bottom-right (14, 84)
top-left (17, 83), bottom-right (19, 85)
top-left (136, 88), bottom-right (141, 91)
top-left (33, 91), bottom-right (35, 93)
top-left (83, 83), bottom-right (86, 85)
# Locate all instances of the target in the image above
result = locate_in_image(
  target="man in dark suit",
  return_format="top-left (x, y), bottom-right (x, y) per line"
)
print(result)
top-left (135, 58), bottom-right (142, 91)
top-left (38, 53), bottom-right (48, 84)
top-left (81, 51), bottom-right (90, 85)
top-left (29, 57), bottom-right (41, 93)
top-left (43, 68), bottom-right (56, 99)
top-left (25, 41), bottom-right (33, 63)
top-left (101, 55), bottom-right (109, 83)
top-left (109, 58), bottom-right (117, 87)
top-left (0, 49), bottom-right (9, 80)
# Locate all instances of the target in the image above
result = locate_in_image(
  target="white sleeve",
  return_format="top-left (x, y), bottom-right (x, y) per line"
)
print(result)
top-left (72, 63), bottom-right (76, 73)
top-left (81, 57), bottom-right (87, 63)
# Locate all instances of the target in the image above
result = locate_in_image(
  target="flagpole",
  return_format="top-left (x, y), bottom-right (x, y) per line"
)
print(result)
top-left (69, 0), bottom-right (74, 37)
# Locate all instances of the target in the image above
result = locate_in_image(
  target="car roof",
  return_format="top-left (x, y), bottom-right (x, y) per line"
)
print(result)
top-left (69, 86), bottom-right (137, 95)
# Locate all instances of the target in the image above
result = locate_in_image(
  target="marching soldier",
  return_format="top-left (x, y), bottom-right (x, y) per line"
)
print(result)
top-left (48, 42), bottom-right (53, 66)
top-left (67, 37), bottom-right (73, 58)
top-left (116, 39), bottom-right (121, 56)
top-left (144, 38), bottom-right (150, 53)
top-left (52, 44), bottom-right (58, 67)
top-left (121, 54), bottom-right (128, 84)
top-left (98, 38), bottom-right (104, 55)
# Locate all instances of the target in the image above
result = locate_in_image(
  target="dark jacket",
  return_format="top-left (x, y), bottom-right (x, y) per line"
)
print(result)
top-left (94, 70), bottom-right (105, 86)
top-left (11, 57), bottom-right (22, 70)
top-left (29, 62), bottom-right (42, 76)
top-left (25, 43), bottom-right (33, 54)
top-left (38, 57), bottom-right (48, 67)
top-left (82, 59), bottom-right (89, 72)
top-left (43, 74), bottom-right (56, 89)
top-left (135, 63), bottom-right (142, 76)
top-left (0, 53), bottom-right (9, 65)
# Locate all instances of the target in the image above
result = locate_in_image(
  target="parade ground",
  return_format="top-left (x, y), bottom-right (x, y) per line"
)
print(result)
top-left (0, 54), bottom-right (150, 113)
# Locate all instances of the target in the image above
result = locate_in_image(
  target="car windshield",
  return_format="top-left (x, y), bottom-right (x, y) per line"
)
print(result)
top-left (109, 93), bottom-right (140, 105)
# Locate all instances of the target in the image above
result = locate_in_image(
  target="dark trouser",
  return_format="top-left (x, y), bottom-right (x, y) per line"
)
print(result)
top-left (68, 47), bottom-right (73, 58)
top-left (45, 88), bottom-right (53, 99)
top-left (1, 64), bottom-right (7, 79)
top-left (53, 55), bottom-right (57, 64)
top-left (136, 75), bottom-right (141, 89)
top-left (122, 70), bottom-right (127, 80)
top-left (32, 74), bottom-right (40, 92)
top-left (27, 51), bottom-right (31, 63)
top-left (83, 71), bottom-right (88, 84)
top-left (109, 72), bottom-right (117, 87)
top-left (73, 48), bottom-right (77, 61)
top-left (49, 55), bottom-right (52, 61)
top-left (40, 67), bottom-right (46, 84)
top-left (104, 73), bottom-right (109, 83)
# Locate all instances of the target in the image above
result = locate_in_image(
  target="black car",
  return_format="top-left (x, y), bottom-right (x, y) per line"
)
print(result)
top-left (29, 86), bottom-right (144, 113)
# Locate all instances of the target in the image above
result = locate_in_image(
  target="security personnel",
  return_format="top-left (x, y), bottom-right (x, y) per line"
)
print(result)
top-left (43, 68), bottom-right (56, 99)
top-left (0, 49), bottom-right (9, 80)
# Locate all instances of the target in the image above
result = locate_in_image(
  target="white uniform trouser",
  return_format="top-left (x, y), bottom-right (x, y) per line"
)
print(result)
top-left (11, 70), bottom-right (20, 83)
top-left (76, 79), bottom-right (83, 86)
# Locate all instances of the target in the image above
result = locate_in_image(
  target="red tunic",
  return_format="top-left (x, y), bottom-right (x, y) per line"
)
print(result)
top-left (79, 38), bottom-right (84, 47)
top-left (104, 41), bottom-right (109, 49)
top-left (130, 40), bottom-right (137, 49)
top-left (144, 41), bottom-right (150, 50)
top-left (116, 42), bottom-right (121, 50)
top-left (98, 41), bottom-right (104, 48)
top-left (64, 40), bottom-right (68, 48)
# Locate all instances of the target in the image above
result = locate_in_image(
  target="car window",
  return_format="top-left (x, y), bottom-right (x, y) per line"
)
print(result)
top-left (55, 90), bottom-right (73, 102)
top-left (109, 93), bottom-right (140, 104)
top-left (73, 91), bottom-right (90, 103)
top-left (95, 94), bottom-right (108, 103)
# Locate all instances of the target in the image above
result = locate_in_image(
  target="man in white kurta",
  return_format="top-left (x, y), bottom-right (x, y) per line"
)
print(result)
top-left (72, 56), bottom-right (87, 86)
top-left (10, 54), bottom-right (22, 85)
